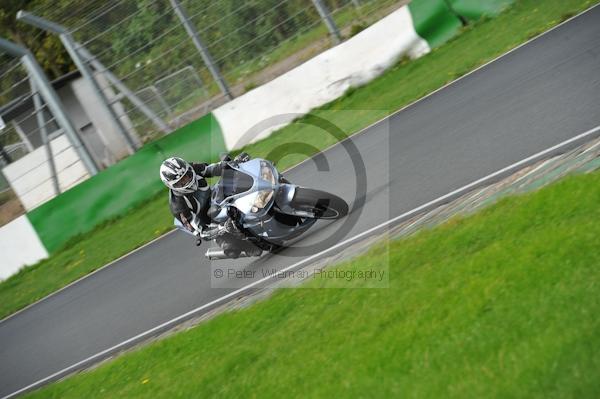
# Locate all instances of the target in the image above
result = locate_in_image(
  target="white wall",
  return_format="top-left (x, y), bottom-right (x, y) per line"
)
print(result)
top-left (2, 134), bottom-right (90, 211)
top-left (213, 5), bottom-right (430, 150)
top-left (0, 215), bottom-right (48, 280)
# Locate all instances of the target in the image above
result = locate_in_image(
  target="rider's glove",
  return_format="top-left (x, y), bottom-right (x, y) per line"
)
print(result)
top-left (233, 152), bottom-right (251, 163)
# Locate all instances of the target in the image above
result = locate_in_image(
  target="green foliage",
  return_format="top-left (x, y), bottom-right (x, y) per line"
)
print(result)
top-left (0, 0), bottom-right (73, 104)
top-left (0, 2), bottom-right (73, 75)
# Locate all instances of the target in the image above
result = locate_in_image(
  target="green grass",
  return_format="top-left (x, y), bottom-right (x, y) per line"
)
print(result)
top-left (27, 169), bottom-right (600, 398)
top-left (0, 0), bottom-right (596, 320)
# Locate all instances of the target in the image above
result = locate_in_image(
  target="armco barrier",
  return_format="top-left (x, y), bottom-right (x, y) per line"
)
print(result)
top-left (28, 113), bottom-right (225, 253)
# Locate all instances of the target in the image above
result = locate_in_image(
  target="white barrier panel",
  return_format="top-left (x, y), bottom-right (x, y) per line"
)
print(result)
top-left (0, 215), bottom-right (48, 280)
top-left (2, 135), bottom-right (90, 211)
top-left (214, 5), bottom-right (430, 150)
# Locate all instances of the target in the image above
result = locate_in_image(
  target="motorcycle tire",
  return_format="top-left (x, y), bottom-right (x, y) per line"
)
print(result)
top-left (290, 188), bottom-right (348, 220)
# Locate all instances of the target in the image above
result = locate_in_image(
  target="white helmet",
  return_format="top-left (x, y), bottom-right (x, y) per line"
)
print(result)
top-left (159, 157), bottom-right (198, 194)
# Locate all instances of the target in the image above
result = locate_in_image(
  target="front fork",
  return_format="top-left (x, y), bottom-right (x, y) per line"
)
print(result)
top-left (274, 183), bottom-right (297, 215)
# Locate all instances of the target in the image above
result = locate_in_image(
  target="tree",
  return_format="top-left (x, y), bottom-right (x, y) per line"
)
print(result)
top-left (0, 0), bottom-right (73, 79)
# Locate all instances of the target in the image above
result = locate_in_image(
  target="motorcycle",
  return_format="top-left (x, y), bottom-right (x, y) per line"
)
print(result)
top-left (178, 156), bottom-right (348, 260)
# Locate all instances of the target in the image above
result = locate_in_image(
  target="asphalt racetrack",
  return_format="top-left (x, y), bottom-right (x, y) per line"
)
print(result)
top-left (1, 7), bottom-right (599, 397)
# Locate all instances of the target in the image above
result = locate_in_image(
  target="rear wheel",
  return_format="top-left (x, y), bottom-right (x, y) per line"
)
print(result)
top-left (290, 188), bottom-right (348, 220)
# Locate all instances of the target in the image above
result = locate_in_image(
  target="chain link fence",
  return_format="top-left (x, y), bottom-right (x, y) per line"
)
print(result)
top-left (22, 0), bottom-right (405, 141)
top-left (0, 53), bottom-right (97, 225)
top-left (0, 0), bottom-right (406, 224)
top-left (0, 60), bottom-right (48, 224)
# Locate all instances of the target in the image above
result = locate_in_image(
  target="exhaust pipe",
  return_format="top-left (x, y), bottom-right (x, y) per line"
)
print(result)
top-left (205, 247), bottom-right (255, 260)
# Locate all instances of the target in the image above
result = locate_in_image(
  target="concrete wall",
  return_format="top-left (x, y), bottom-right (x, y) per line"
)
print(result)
top-left (0, 215), bottom-right (48, 280)
top-left (2, 134), bottom-right (90, 211)
top-left (213, 5), bottom-right (430, 150)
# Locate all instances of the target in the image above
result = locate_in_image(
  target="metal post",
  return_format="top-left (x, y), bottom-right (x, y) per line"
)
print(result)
top-left (30, 80), bottom-right (60, 195)
top-left (185, 65), bottom-right (205, 91)
top-left (150, 85), bottom-right (173, 117)
top-left (77, 46), bottom-right (170, 133)
top-left (170, 0), bottom-right (233, 100)
top-left (17, 11), bottom-right (139, 153)
top-left (62, 35), bottom-right (140, 153)
top-left (0, 37), bottom-right (99, 175)
top-left (0, 145), bottom-right (11, 164)
top-left (11, 120), bottom-right (34, 152)
top-left (311, 0), bottom-right (342, 44)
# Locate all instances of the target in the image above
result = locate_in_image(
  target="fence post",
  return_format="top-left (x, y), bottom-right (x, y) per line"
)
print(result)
top-left (150, 85), bottom-right (174, 118)
top-left (0, 37), bottom-right (99, 175)
top-left (170, 0), bottom-right (233, 100)
top-left (0, 143), bottom-right (11, 164)
top-left (11, 120), bottom-right (34, 152)
top-left (30, 80), bottom-right (60, 195)
top-left (17, 11), bottom-right (140, 154)
top-left (311, 0), bottom-right (342, 44)
top-left (77, 46), bottom-right (171, 134)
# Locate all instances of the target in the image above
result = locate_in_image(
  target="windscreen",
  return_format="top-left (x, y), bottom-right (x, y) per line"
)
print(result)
top-left (213, 167), bottom-right (254, 203)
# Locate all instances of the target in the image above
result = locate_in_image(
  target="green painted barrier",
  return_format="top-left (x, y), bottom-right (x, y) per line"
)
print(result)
top-left (409, 0), bottom-right (463, 49)
top-left (450, 0), bottom-right (514, 21)
top-left (409, 0), bottom-right (515, 48)
top-left (28, 113), bottom-right (226, 253)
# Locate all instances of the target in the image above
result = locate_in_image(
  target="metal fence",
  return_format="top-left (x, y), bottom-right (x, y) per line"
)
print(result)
top-left (0, 38), bottom-right (104, 225)
top-left (0, 0), bottom-right (405, 224)
top-left (0, 59), bottom-right (58, 224)
top-left (0, 61), bottom-right (58, 162)
top-left (18, 0), bottom-right (405, 141)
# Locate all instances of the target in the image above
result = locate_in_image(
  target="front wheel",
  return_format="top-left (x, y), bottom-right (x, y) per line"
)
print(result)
top-left (289, 188), bottom-right (348, 220)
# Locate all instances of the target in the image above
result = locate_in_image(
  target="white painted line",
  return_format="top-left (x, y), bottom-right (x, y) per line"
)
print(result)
top-left (5, 122), bottom-right (600, 399)
top-left (3, 5), bottom-right (600, 398)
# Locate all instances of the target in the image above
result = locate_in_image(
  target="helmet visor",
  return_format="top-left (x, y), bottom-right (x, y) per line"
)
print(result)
top-left (173, 167), bottom-right (195, 189)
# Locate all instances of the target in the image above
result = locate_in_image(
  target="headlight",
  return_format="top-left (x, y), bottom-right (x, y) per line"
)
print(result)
top-left (260, 161), bottom-right (276, 184)
top-left (251, 189), bottom-right (274, 213)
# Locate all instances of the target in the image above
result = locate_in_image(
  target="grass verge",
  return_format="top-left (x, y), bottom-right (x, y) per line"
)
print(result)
top-left (0, 0), bottom-right (596, 319)
top-left (26, 169), bottom-right (600, 398)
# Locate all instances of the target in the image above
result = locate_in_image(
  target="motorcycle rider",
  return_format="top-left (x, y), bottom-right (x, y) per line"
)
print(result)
top-left (159, 154), bottom-right (262, 258)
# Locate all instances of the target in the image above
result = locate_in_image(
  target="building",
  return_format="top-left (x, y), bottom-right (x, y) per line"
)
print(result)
top-left (0, 70), bottom-right (139, 212)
